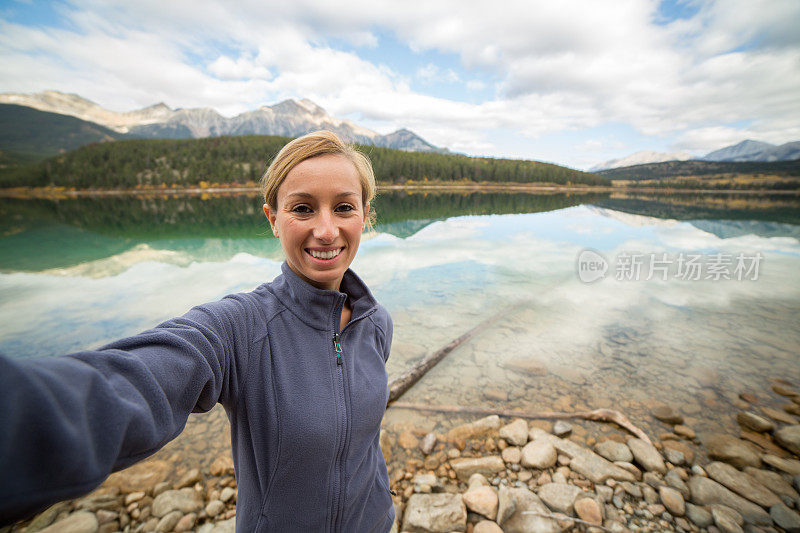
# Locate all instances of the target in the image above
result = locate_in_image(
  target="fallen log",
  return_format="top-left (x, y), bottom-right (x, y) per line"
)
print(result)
top-left (388, 401), bottom-right (652, 444)
top-left (387, 302), bottom-right (524, 403)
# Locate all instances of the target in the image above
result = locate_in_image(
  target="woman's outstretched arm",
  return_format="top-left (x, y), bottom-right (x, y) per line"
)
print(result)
top-left (0, 297), bottom-right (256, 524)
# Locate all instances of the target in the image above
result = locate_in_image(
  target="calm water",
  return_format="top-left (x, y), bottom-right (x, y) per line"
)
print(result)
top-left (2, 190), bottom-right (799, 472)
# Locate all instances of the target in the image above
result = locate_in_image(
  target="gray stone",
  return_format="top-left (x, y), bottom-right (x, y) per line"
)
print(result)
top-left (403, 493), bottom-right (467, 532)
top-left (595, 441), bottom-right (633, 463)
top-left (39, 511), bottom-right (98, 533)
top-left (652, 405), bottom-right (684, 425)
top-left (763, 454), bottom-right (800, 475)
top-left (450, 456), bottom-right (505, 481)
top-left (663, 447), bottom-right (686, 466)
top-left (686, 503), bottom-right (713, 528)
top-left (737, 412), bottom-right (775, 433)
top-left (627, 437), bottom-right (666, 473)
top-left (665, 469), bottom-right (690, 499)
top-left (775, 425), bottom-right (800, 455)
top-left (659, 486), bottom-right (685, 516)
top-left (553, 421), bottom-right (572, 437)
top-left (151, 488), bottom-right (203, 518)
top-left (220, 487), bottom-right (237, 503)
top-left (619, 481), bottom-right (641, 498)
top-left (175, 467), bottom-right (202, 489)
top-left (705, 434), bottom-right (762, 468)
top-left (642, 484), bottom-right (659, 504)
top-left (496, 486), bottom-right (560, 533)
top-left (743, 467), bottom-right (799, 500)
top-left (520, 440), bottom-right (557, 469)
top-left (596, 485), bottom-right (614, 503)
top-left (205, 517), bottom-right (236, 533)
top-left (711, 505), bottom-right (744, 533)
top-left (205, 499), bottom-right (225, 518)
top-left (499, 419), bottom-right (529, 446)
top-left (155, 510), bottom-right (182, 533)
top-left (770, 502), bottom-right (800, 532)
top-left (496, 485), bottom-right (516, 525)
top-left (705, 462), bottom-right (781, 507)
top-left (420, 433), bottom-right (437, 455)
top-left (537, 482), bottom-right (582, 515)
top-left (528, 428), bottom-right (635, 483)
top-left (688, 476), bottom-right (771, 525)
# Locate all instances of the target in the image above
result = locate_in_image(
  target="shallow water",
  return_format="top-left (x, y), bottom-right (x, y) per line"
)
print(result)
top-left (1, 191), bottom-right (799, 474)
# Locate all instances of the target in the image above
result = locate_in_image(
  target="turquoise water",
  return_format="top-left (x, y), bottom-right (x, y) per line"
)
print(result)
top-left (1, 192), bottom-right (799, 445)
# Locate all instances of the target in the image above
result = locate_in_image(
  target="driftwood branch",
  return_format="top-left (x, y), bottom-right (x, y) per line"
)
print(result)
top-left (388, 401), bottom-right (651, 444)
top-left (387, 302), bottom-right (524, 403)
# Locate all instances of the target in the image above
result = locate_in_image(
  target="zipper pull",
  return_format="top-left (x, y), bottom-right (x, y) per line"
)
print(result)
top-left (333, 333), bottom-right (343, 365)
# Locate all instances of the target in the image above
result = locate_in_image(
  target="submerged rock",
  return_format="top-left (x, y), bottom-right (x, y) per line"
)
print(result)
top-left (39, 511), bottom-right (98, 533)
top-left (705, 434), bottom-right (761, 468)
top-left (705, 461), bottom-right (781, 507)
top-left (736, 411), bottom-right (775, 433)
top-left (774, 424), bottom-right (800, 455)
top-left (687, 476), bottom-right (771, 525)
top-left (770, 502), bottom-right (800, 533)
top-left (652, 405), bottom-right (684, 425)
top-left (447, 415), bottom-right (501, 441)
top-left (449, 456), bottom-right (505, 481)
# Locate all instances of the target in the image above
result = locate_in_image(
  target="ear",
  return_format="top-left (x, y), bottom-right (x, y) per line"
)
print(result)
top-left (263, 203), bottom-right (279, 237)
top-left (362, 200), bottom-right (371, 231)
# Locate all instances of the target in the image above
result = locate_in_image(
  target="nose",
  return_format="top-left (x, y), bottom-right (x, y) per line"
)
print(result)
top-left (313, 210), bottom-right (339, 243)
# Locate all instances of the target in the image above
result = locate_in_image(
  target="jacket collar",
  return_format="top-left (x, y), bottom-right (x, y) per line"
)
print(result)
top-left (271, 261), bottom-right (379, 331)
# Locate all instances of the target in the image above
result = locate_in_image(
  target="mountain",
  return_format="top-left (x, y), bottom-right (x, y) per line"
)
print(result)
top-left (590, 150), bottom-right (695, 171)
top-left (0, 104), bottom-right (122, 165)
top-left (702, 139), bottom-right (800, 162)
top-left (0, 90), bottom-right (443, 153)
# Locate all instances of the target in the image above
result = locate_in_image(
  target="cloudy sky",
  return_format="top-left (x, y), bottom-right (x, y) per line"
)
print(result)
top-left (1, 0), bottom-right (799, 169)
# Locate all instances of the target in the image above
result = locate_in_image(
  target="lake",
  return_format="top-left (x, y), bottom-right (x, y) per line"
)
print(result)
top-left (1, 190), bottom-right (799, 471)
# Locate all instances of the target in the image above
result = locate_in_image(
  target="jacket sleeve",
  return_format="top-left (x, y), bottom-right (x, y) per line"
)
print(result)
top-left (381, 309), bottom-right (393, 363)
top-left (0, 295), bottom-right (257, 524)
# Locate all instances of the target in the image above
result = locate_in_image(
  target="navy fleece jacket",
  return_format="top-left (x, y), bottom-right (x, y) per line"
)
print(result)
top-left (0, 262), bottom-right (395, 532)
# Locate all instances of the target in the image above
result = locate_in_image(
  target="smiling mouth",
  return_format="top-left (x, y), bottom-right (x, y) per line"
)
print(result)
top-left (307, 247), bottom-right (344, 260)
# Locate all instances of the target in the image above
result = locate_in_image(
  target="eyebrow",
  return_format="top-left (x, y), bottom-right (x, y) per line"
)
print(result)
top-left (284, 191), bottom-right (359, 200)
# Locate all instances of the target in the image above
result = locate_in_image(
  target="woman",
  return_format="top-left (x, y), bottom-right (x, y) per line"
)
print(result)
top-left (0, 131), bottom-right (395, 532)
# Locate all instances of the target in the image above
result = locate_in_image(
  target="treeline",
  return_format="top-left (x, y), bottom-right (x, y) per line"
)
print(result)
top-left (0, 135), bottom-right (608, 188)
top-left (598, 159), bottom-right (800, 181)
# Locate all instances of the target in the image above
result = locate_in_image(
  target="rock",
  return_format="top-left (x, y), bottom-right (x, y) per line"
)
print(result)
top-left (763, 454), bottom-right (800, 475)
top-left (104, 460), bottom-right (170, 494)
top-left (652, 405), bottom-right (684, 425)
top-left (674, 425), bottom-right (696, 440)
top-left (770, 502), bottom-right (800, 532)
top-left (39, 511), bottom-right (98, 533)
top-left (665, 469), bottom-right (691, 499)
top-left (155, 510), bottom-right (182, 532)
top-left (687, 476), bottom-right (771, 525)
top-left (398, 431), bottom-right (419, 450)
top-left (537, 482), bottom-right (582, 515)
top-left (527, 428), bottom-right (635, 483)
top-left (705, 434), bottom-right (762, 468)
top-left (774, 425), bottom-right (800, 455)
top-left (209, 455), bottom-right (234, 477)
top-left (659, 486), bottom-right (685, 516)
top-left (627, 437), bottom-right (666, 473)
top-left (463, 486), bottom-right (498, 520)
top-left (151, 488), bottom-right (203, 518)
top-left (737, 412), bottom-right (775, 433)
top-left (473, 520), bottom-right (504, 533)
top-left (574, 496), bottom-right (603, 525)
top-left (174, 512), bottom-right (196, 532)
top-left (786, 403), bottom-right (800, 416)
top-left (175, 468), bottom-right (202, 489)
top-left (743, 467), bottom-right (800, 500)
top-left (419, 433), bottom-right (437, 455)
top-left (220, 486), bottom-right (237, 503)
top-left (663, 439), bottom-right (695, 465)
top-left (25, 502), bottom-right (69, 531)
top-left (686, 503), bottom-right (714, 528)
top-left (447, 415), bottom-right (501, 441)
top-left (711, 505), bottom-right (745, 533)
top-left (153, 481), bottom-right (171, 497)
top-left (772, 384), bottom-right (800, 398)
top-left (552, 420), bottom-right (572, 437)
top-left (125, 491), bottom-right (145, 505)
top-left (705, 462), bottom-right (781, 507)
top-left (595, 441), bottom-right (633, 463)
top-left (205, 499), bottom-right (225, 517)
top-left (739, 392), bottom-right (759, 403)
top-left (501, 446), bottom-right (521, 464)
top-left (450, 456), bottom-right (505, 481)
top-left (402, 493), bottom-right (467, 532)
top-left (496, 486), bottom-right (560, 533)
top-left (468, 473), bottom-right (490, 489)
top-left (499, 419), bottom-right (529, 446)
top-left (663, 447), bottom-right (686, 465)
top-left (762, 407), bottom-right (798, 425)
top-left (94, 510), bottom-right (117, 525)
top-left (520, 440), bottom-right (557, 469)
top-left (200, 517), bottom-right (236, 533)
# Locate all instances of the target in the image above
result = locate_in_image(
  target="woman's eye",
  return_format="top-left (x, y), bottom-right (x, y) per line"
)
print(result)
top-left (336, 204), bottom-right (355, 213)
top-left (291, 205), bottom-right (312, 214)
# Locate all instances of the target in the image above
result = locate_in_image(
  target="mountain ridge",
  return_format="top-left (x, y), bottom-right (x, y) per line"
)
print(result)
top-left (0, 90), bottom-right (442, 153)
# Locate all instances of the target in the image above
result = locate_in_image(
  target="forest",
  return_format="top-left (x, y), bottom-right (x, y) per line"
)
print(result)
top-left (0, 135), bottom-right (608, 188)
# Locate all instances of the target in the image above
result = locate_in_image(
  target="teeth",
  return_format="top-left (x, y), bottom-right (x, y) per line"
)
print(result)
top-left (309, 248), bottom-right (342, 260)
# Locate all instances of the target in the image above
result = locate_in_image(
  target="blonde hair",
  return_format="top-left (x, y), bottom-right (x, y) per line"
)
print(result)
top-left (261, 131), bottom-right (377, 227)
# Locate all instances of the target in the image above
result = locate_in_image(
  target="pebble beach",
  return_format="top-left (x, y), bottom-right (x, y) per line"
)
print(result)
top-left (4, 380), bottom-right (800, 533)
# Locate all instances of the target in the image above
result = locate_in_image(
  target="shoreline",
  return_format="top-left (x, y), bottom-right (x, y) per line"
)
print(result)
top-left (2, 183), bottom-right (800, 199)
top-left (8, 383), bottom-right (800, 533)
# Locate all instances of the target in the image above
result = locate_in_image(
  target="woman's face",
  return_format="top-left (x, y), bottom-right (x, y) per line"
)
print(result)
top-left (263, 154), bottom-right (369, 291)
